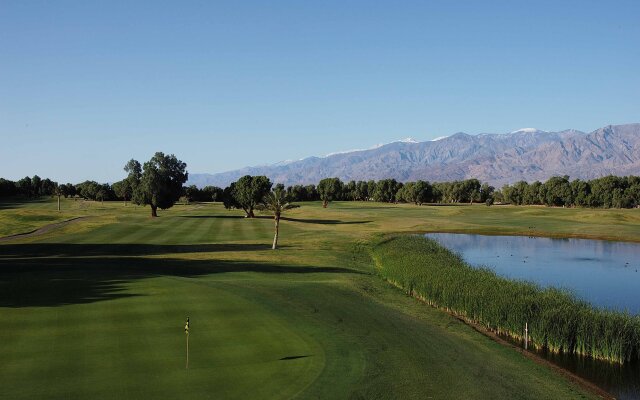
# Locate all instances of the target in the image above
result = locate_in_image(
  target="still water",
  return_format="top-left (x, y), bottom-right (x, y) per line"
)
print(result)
top-left (424, 233), bottom-right (640, 313)
top-left (424, 232), bottom-right (640, 399)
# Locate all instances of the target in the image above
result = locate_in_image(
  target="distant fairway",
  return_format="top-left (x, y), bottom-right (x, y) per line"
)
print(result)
top-left (3, 199), bottom-right (635, 399)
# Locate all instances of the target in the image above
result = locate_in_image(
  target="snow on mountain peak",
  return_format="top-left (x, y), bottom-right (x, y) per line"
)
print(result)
top-left (511, 128), bottom-right (545, 134)
top-left (324, 143), bottom-right (384, 157)
top-left (400, 137), bottom-right (419, 143)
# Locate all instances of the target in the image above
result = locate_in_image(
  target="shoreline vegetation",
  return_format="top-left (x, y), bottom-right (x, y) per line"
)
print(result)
top-left (371, 234), bottom-right (640, 364)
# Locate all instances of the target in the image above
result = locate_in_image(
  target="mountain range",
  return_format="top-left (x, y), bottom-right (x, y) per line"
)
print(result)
top-left (188, 123), bottom-right (640, 188)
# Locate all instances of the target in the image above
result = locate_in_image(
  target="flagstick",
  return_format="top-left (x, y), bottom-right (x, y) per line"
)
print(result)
top-left (186, 332), bottom-right (189, 369)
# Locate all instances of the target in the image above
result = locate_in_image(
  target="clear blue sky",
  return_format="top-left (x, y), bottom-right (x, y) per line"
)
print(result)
top-left (1, 1), bottom-right (639, 183)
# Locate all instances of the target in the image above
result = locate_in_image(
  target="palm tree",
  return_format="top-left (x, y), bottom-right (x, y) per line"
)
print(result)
top-left (54, 183), bottom-right (63, 212)
top-left (256, 188), bottom-right (299, 249)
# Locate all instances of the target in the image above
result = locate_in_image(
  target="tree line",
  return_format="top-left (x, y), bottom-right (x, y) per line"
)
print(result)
top-left (218, 177), bottom-right (495, 208)
top-left (3, 169), bottom-right (640, 210)
top-left (499, 175), bottom-right (640, 208)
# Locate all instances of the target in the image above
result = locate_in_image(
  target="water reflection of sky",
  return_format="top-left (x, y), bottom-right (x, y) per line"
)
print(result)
top-left (425, 233), bottom-right (640, 314)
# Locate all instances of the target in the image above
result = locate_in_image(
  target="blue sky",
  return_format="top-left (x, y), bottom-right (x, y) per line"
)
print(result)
top-left (1, 1), bottom-right (639, 183)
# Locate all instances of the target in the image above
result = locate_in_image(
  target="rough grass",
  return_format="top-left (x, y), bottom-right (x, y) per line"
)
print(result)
top-left (0, 199), bottom-right (630, 398)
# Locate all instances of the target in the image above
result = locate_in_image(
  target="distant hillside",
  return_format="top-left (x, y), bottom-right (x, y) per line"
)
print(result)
top-left (188, 123), bottom-right (640, 188)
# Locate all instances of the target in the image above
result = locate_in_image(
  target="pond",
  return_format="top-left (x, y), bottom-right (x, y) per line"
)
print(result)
top-left (424, 232), bottom-right (640, 399)
top-left (424, 233), bottom-right (640, 314)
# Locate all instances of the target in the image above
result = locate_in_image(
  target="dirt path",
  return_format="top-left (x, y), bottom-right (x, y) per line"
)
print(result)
top-left (0, 216), bottom-right (89, 243)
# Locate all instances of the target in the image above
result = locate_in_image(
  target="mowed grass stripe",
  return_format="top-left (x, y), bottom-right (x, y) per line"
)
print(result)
top-left (204, 215), bottom-right (225, 242)
top-left (108, 220), bottom-right (160, 245)
top-left (251, 216), bottom-right (271, 239)
top-left (228, 216), bottom-right (248, 241)
top-left (115, 219), bottom-right (176, 246)
top-left (178, 216), bottom-right (217, 245)
top-left (150, 217), bottom-right (201, 245)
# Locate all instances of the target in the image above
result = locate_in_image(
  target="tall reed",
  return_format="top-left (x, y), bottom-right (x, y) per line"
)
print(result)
top-left (371, 235), bottom-right (640, 364)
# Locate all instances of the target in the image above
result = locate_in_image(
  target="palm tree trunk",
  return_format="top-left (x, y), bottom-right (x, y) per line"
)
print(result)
top-left (272, 216), bottom-right (280, 250)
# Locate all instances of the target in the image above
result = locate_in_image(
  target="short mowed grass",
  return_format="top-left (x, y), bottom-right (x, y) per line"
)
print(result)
top-left (3, 199), bottom-right (635, 399)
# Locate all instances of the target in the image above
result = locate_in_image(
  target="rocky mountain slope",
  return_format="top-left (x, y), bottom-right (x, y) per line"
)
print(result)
top-left (189, 123), bottom-right (640, 187)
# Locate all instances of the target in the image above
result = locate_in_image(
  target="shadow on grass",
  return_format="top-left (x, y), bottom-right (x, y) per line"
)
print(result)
top-left (179, 215), bottom-right (274, 219)
top-left (179, 215), bottom-right (371, 225)
top-left (422, 203), bottom-right (475, 207)
top-left (341, 206), bottom-right (399, 210)
top-left (0, 198), bottom-right (51, 210)
top-left (0, 243), bottom-right (361, 308)
top-left (0, 243), bottom-right (278, 258)
top-left (279, 355), bottom-right (312, 361)
top-left (281, 217), bottom-right (372, 225)
top-left (179, 215), bottom-right (247, 219)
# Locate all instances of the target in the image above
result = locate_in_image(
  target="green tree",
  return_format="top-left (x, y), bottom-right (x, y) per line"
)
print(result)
top-left (76, 180), bottom-right (101, 200)
top-left (431, 183), bottom-right (444, 203)
top-left (480, 182), bottom-right (494, 203)
top-left (354, 181), bottom-right (369, 201)
top-left (465, 179), bottom-right (482, 203)
top-left (112, 179), bottom-right (132, 205)
top-left (231, 175), bottom-right (272, 218)
top-left (625, 176), bottom-right (640, 207)
top-left (256, 188), bottom-right (299, 249)
top-left (222, 183), bottom-right (240, 210)
top-left (61, 183), bottom-right (77, 198)
top-left (305, 184), bottom-right (319, 201)
top-left (184, 185), bottom-right (200, 204)
top-left (508, 181), bottom-right (529, 205)
top-left (16, 176), bottom-right (32, 198)
top-left (96, 186), bottom-right (107, 203)
top-left (570, 179), bottom-right (590, 207)
top-left (344, 180), bottom-right (357, 201)
top-left (396, 182), bottom-right (415, 203)
top-left (40, 178), bottom-right (57, 196)
top-left (0, 178), bottom-right (17, 197)
top-left (523, 181), bottom-right (542, 205)
top-left (317, 177), bottom-right (343, 207)
top-left (590, 175), bottom-right (624, 208)
top-left (31, 175), bottom-right (42, 197)
top-left (541, 176), bottom-right (572, 207)
top-left (286, 185), bottom-right (307, 201)
top-left (373, 179), bottom-right (401, 203)
top-left (126, 152), bottom-right (188, 217)
top-left (202, 186), bottom-right (224, 202)
top-left (413, 180), bottom-right (433, 205)
top-left (274, 183), bottom-right (285, 193)
top-left (396, 181), bottom-right (431, 205)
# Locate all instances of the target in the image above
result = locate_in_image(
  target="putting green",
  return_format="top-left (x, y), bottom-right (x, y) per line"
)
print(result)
top-left (2, 277), bottom-right (328, 399)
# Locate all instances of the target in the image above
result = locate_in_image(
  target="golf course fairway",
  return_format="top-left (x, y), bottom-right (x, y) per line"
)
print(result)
top-left (3, 198), bottom-right (635, 399)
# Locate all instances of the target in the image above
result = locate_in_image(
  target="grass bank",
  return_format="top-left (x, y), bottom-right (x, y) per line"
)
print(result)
top-left (371, 235), bottom-right (640, 364)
